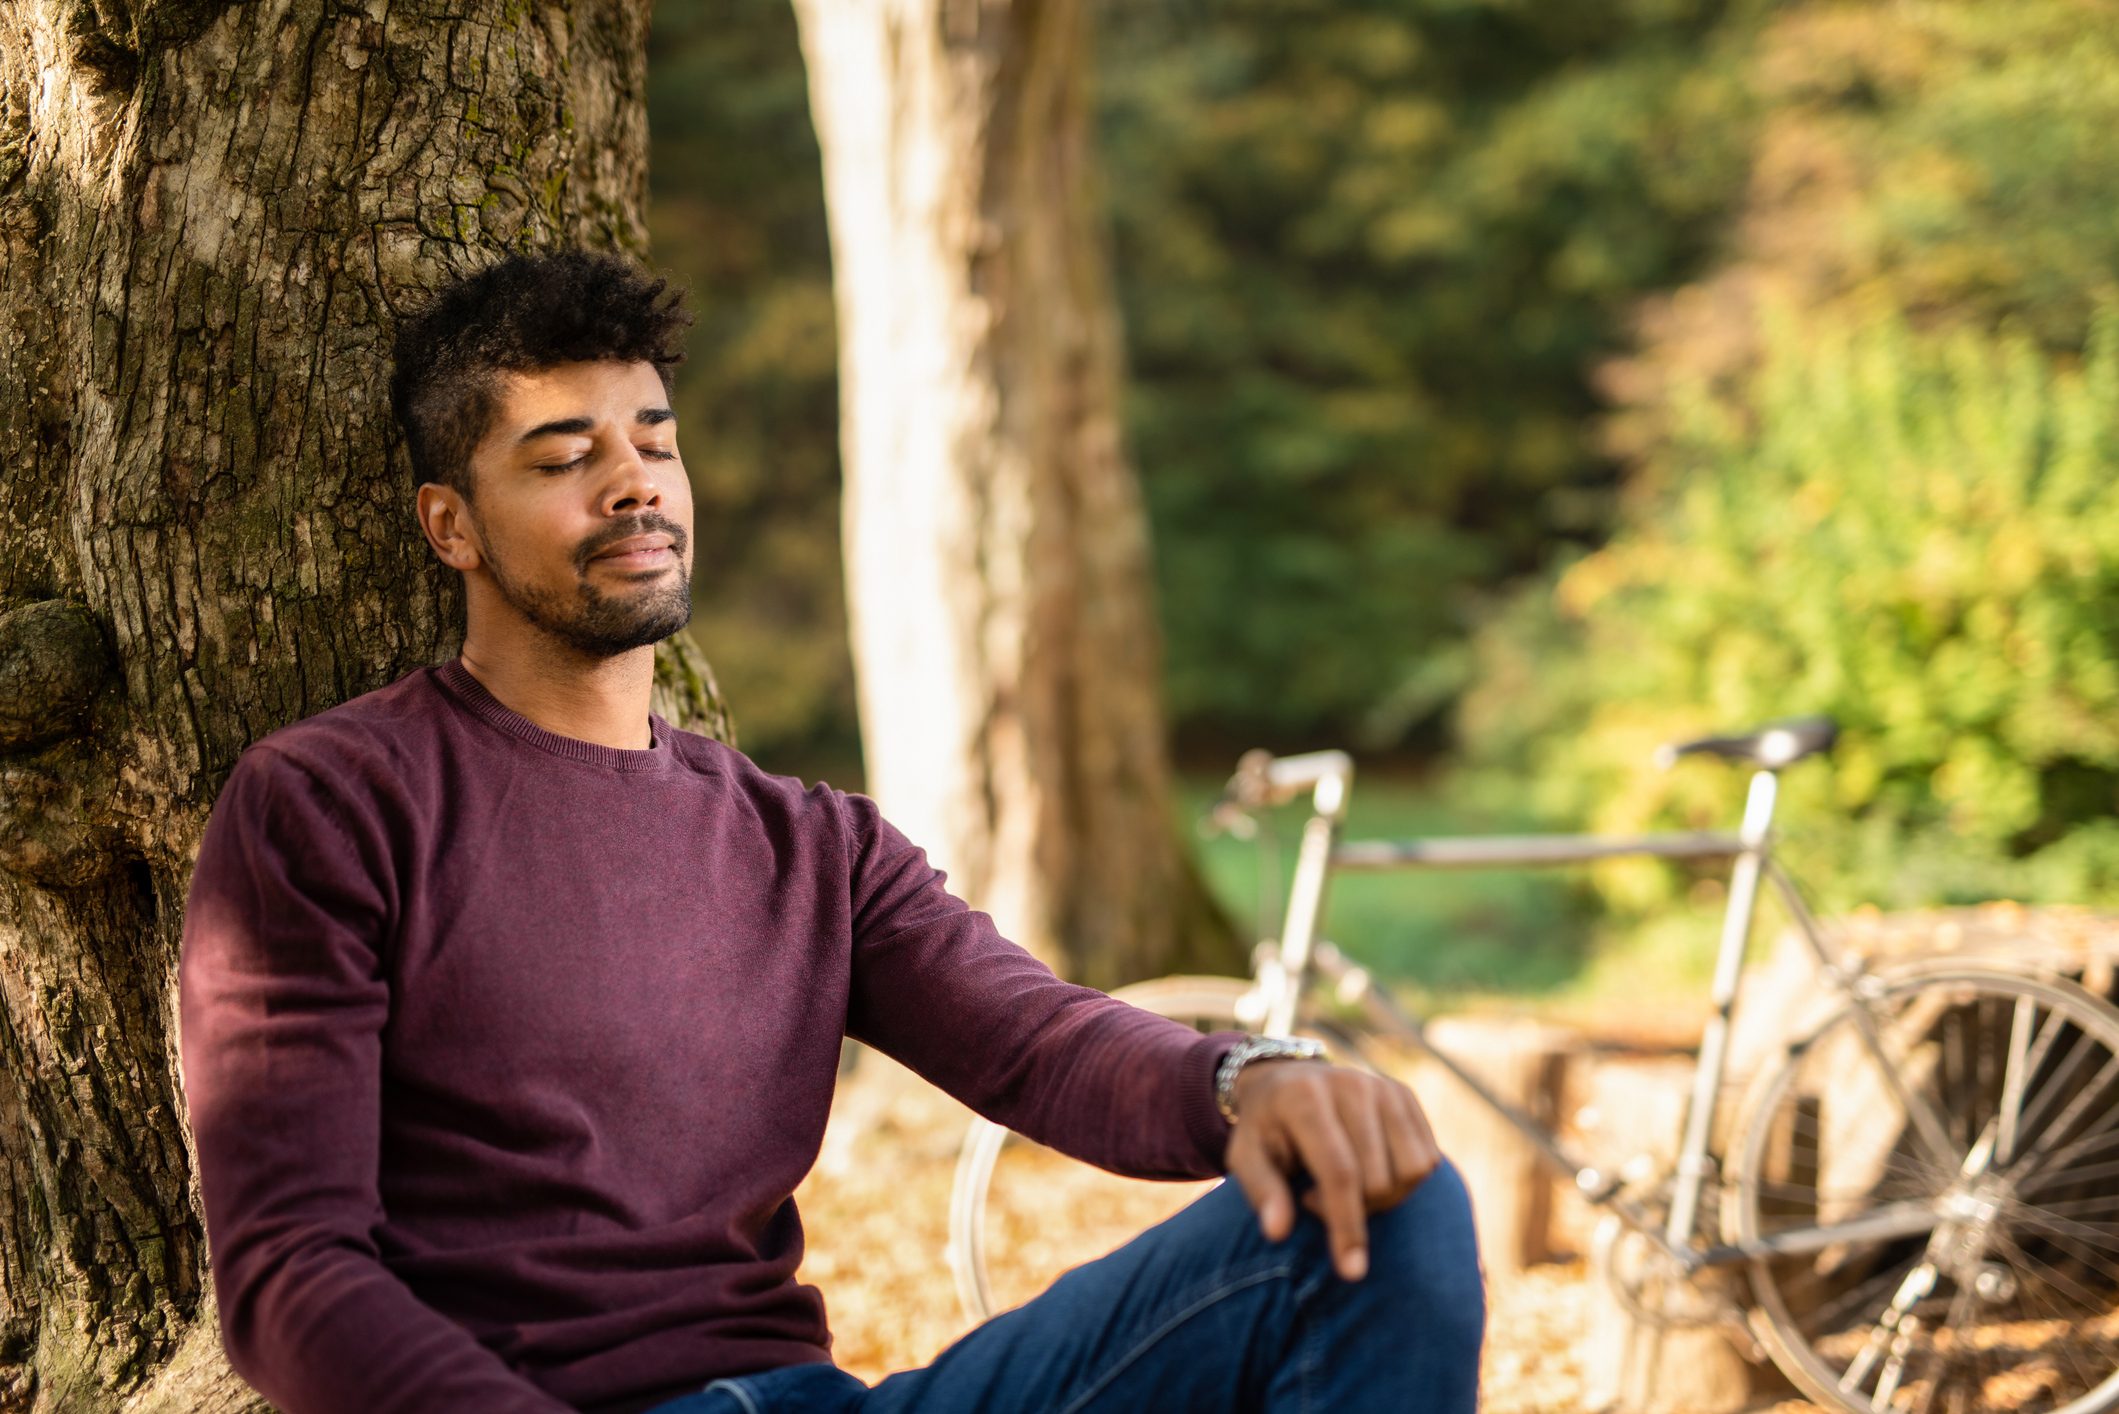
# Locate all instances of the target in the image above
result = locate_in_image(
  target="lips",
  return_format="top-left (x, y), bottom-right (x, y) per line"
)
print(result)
top-left (590, 533), bottom-right (676, 568)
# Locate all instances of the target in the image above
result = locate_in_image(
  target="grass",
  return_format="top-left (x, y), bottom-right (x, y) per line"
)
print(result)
top-left (1176, 767), bottom-right (1742, 1028)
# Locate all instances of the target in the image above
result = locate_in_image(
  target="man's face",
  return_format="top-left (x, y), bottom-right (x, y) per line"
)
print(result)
top-left (454, 360), bottom-right (695, 657)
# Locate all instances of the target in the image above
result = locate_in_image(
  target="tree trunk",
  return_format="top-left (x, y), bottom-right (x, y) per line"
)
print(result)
top-left (790, 0), bottom-right (1233, 989)
top-left (0, 3), bottom-right (727, 1408)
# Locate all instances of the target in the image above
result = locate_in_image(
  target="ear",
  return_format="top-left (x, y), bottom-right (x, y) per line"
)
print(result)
top-left (416, 482), bottom-right (483, 572)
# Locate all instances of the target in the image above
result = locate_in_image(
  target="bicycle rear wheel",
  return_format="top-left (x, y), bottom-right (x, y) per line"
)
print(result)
top-left (946, 974), bottom-right (1370, 1322)
top-left (1729, 964), bottom-right (2119, 1413)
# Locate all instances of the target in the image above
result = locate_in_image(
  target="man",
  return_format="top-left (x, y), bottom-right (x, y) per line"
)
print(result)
top-left (178, 251), bottom-right (1485, 1414)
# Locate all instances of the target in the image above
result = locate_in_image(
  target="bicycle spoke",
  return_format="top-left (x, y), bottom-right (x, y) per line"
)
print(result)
top-left (1970, 1003), bottom-right (2096, 1171)
top-left (2012, 1275), bottom-right (2091, 1404)
top-left (2013, 1044), bottom-right (2119, 1170)
top-left (1749, 1153), bottom-right (1953, 1201)
top-left (2020, 1154), bottom-right (2119, 1198)
top-left (1941, 1002), bottom-right (1971, 1153)
top-left (1994, 1228), bottom-right (2113, 1316)
top-left (1773, 1103), bottom-right (1965, 1189)
top-left (2009, 1203), bottom-right (2119, 1254)
top-left (1995, 994), bottom-right (2043, 1167)
top-left (1738, 970), bottom-right (2119, 1413)
top-left (1844, 994), bottom-right (1964, 1174)
top-left (1752, 1177), bottom-right (1944, 1205)
top-left (2024, 1116), bottom-right (2119, 1186)
top-left (1798, 1252), bottom-right (1928, 1339)
top-left (2041, 1056), bottom-right (2119, 1155)
top-left (2040, 1193), bottom-right (2119, 1218)
top-left (2015, 1217), bottom-right (2119, 1238)
top-left (2003, 1209), bottom-right (2119, 1285)
top-left (1999, 1233), bottom-right (2115, 1402)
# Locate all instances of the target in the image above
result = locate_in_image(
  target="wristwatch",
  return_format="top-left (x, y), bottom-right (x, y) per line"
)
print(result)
top-left (1214, 1034), bottom-right (1330, 1122)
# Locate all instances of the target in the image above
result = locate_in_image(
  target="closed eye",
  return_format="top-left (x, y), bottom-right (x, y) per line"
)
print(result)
top-left (536, 457), bottom-right (588, 475)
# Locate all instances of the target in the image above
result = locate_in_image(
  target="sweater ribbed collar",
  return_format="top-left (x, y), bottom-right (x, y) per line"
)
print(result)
top-left (432, 660), bottom-right (674, 773)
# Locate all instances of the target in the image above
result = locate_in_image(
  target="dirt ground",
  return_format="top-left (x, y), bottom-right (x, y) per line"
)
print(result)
top-left (791, 1049), bottom-right (1823, 1413)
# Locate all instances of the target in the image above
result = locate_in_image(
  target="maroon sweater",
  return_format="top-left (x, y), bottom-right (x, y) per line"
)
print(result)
top-left (178, 662), bottom-right (1237, 1414)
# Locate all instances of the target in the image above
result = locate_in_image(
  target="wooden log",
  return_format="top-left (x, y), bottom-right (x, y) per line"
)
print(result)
top-left (1549, 1052), bottom-right (1697, 1258)
top-left (1561, 1051), bottom-right (1771, 1412)
top-left (1582, 1275), bottom-right (1765, 1414)
top-left (1404, 1016), bottom-right (1582, 1276)
top-left (1728, 903), bottom-right (2119, 1087)
top-left (1581, 904), bottom-right (2119, 1413)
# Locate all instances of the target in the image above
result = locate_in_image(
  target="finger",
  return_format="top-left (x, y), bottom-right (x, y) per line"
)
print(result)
top-left (1385, 1082), bottom-right (1442, 1194)
top-left (1335, 1078), bottom-right (1395, 1205)
top-left (1287, 1098), bottom-right (1370, 1280)
top-left (1225, 1128), bottom-right (1297, 1243)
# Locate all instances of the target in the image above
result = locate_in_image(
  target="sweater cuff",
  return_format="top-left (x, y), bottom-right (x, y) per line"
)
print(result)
top-left (1182, 1029), bottom-right (1251, 1171)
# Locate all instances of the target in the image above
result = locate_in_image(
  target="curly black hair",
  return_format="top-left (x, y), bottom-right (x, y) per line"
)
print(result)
top-left (390, 251), bottom-right (692, 497)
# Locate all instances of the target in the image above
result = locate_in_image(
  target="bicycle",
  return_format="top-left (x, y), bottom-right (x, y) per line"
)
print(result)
top-left (947, 720), bottom-right (2119, 1414)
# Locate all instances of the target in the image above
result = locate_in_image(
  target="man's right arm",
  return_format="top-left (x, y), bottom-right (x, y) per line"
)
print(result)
top-left (179, 746), bottom-right (569, 1414)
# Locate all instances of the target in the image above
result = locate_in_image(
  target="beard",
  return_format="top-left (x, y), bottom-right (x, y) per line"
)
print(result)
top-left (480, 518), bottom-right (694, 658)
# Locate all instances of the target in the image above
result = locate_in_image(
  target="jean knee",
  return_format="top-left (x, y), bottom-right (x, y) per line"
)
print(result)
top-left (1361, 1159), bottom-right (1486, 1344)
top-left (1188, 1173), bottom-right (1283, 1250)
top-left (1089, 1176), bottom-right (1305, 1298)
top-left (1200, 1159), bottom-right (1485, 1348)
top-left (1369, 1158), bottom-right (1482, 1281)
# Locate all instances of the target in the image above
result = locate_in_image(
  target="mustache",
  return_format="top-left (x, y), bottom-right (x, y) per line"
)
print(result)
top-left (577, 515), bottom-right (689, 569)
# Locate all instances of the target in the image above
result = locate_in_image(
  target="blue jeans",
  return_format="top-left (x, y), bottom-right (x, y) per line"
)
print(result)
top-left (646, 1159), bottom-right (1485, 1414)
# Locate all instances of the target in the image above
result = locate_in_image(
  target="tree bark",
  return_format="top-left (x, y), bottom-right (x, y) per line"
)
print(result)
top-left (0, 3), bottom-right (727, 1408)
top-left (790, 0), bottom-right (1234, 989)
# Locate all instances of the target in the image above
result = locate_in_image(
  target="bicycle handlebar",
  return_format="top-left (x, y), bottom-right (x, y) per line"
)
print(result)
top-left (1206, 748), bottom-right (1354, 833)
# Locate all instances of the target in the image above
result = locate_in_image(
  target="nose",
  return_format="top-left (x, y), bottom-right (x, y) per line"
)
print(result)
top-left (598, 442), bottom-right (663, 517)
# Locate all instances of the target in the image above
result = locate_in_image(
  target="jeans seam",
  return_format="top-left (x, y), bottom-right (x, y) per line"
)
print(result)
top-left (1302, 1317), bottom-right (1314, 1414)
top-left (1293, 1266), bottom-right (1330, 1414)
top-left (701, 1378), bottom-right (765, 1414)
top-left (1054, 1264), bottom-right (1295, 1414)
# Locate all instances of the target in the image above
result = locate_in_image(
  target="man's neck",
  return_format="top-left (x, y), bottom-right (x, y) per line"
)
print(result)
top-left (455, 634), bottom-right (657, 751)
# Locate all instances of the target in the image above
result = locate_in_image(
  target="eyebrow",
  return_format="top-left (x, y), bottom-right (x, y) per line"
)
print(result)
top-left (518, 416), bottom-right (593, 444)
top-left (516, 408), bottom-right (675, 444)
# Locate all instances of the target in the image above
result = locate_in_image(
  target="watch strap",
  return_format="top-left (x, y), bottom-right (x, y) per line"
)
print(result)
top-left (1214, 1034), bottom-right (1329, 1122)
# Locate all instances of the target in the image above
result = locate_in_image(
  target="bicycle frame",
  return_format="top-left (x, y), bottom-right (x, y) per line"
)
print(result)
top-left (1236, 750), bottom-right (1940, 1273)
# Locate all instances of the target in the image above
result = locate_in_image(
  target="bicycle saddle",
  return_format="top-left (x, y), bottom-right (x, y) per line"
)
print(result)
top-left (1655, 716), bottom-right (1838, 769)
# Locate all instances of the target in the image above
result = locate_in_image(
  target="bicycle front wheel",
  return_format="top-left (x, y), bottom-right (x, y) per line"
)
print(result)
top-left (1728, 964), bottom-right (2119, 1414)
top-left (946, 974), bottom-right (1370, 1323)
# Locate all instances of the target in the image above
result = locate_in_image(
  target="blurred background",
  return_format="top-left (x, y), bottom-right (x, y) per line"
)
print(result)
top-left (643, 0), bottom-right (2119, 1018)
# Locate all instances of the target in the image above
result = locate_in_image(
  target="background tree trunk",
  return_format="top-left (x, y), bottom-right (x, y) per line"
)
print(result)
top-left (0, 3), bottom-right (726, 1408)
top-left (790, 0), bottom-right (1234, 989)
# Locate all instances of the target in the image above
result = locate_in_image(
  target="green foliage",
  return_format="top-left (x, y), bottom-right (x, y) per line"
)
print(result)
top-left (1101, 0), bottom-right (1757, 743)
top-left (646, 3), bottom-right (852, 766)
top-left (1461, 308), bottom-right (2119, 913)
top-left (1732, 2), bottom-right (2119, 349)
top-left (1457, 0), bottom-right (2119, 918)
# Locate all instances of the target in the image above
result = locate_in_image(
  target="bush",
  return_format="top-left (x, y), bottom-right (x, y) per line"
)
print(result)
top-left (1459, 308), bottom-right (2119, 914)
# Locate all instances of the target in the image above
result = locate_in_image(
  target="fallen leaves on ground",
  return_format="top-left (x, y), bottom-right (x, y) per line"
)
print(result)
top-left (792, 1049), bottom-right (1825, 1411)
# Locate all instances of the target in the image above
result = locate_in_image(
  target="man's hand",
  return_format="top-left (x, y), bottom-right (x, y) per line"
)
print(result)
top-left (1224, 1058), bottom-right (1441, 1282)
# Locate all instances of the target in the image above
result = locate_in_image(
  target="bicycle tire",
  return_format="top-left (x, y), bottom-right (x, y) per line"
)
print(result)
top-left (1727, 963), bottom-right (2119, 1414)
top-left (946, 974), bottom-right (1371, 1323)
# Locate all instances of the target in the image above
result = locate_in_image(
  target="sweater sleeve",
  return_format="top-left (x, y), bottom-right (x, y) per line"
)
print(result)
top-left (178, 747), bottom-right (571, 1414)
top-left (837, 791), bottom-right (1240, 1179)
